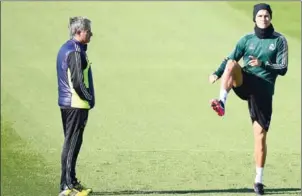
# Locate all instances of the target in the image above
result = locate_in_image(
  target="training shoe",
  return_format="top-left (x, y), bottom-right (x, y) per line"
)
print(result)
top-left (210, 99), bottom-right (225, 116)
top-left (58, 188), bottom-right (81, 196)
top-left (74, 190), bottom-right (91, 196)
top-left (58, 188), bottom-right (72, 196)
top-left (254, 183), bottom-right (265, 195)
top-left (74, 181), bottom-right (93, 194)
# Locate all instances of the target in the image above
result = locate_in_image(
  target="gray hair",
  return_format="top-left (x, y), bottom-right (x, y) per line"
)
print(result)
top-left (69, 16), bottom-right (91, 38)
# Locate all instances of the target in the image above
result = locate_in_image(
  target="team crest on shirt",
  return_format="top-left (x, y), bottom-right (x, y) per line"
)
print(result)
top-left (249, 43), bottom-right (255, 50)
top-left (269, 43), bottom-right (276, 51)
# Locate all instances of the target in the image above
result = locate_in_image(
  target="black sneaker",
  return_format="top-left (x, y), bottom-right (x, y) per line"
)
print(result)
top-left (254, 183), bottom-right (265, 195)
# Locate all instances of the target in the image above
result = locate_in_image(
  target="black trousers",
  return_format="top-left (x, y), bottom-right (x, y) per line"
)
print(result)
top-left (60, 108), bottom-right (89, 190)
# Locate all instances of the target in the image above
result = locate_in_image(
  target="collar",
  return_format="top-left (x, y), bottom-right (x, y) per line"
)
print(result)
top-left (254, 24), bottom-right (275, 39)
top-left (71, 39), bottom-right (88, 51)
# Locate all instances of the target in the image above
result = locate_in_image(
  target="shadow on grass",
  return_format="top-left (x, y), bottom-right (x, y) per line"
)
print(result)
top-left (1, 119), bottom-right (59, 196)
top-left (90, 188), bottom-right (301, 195)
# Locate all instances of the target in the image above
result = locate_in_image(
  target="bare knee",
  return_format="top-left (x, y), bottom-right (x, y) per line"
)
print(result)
top-left (225, 60), bottom-right (239, 73)
top-left (224, 60), bottom-right (242, 87)
top-left (253, 121), bottom-right (267, 146)
top-left (224, 60), bottom-right (241, 78)
top-left (255, 133), bottom-right (266, 146)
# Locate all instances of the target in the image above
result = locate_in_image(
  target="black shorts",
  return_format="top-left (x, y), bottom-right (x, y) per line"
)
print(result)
top-left (232, 71), bottom-right (272, 131)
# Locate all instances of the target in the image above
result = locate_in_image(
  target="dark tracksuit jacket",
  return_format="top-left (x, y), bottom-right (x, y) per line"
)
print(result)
top-left (57, 39), bottom-right (95, 109)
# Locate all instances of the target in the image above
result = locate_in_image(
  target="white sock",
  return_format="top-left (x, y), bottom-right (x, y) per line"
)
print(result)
top-left (219, 88), bottom-right (228, 105)
top-left (255, 167), bottom-right (264, 184)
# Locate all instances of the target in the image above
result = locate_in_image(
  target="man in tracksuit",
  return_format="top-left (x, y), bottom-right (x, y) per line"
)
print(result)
top-left (209, 4), bottom-right (288, 195)
top-left (56, 16), bottom-right (94, 196)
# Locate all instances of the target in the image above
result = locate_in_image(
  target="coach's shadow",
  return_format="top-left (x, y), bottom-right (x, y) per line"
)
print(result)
top-left (90, 188), bottom-right (301, 195)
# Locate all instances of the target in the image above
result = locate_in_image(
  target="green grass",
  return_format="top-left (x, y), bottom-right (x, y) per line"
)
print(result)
top-left (1, 1), bottom-right (300, 196)
top-left (1, 120), bottom-right (58, 196)
top-left (228, 2), bottom-right (301, 39)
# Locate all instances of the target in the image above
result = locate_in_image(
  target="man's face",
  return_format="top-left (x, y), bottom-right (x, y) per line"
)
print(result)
top-left (79, 27), bottom-right (93, 44)
top-left (255, 10), bottom-right (271, 29)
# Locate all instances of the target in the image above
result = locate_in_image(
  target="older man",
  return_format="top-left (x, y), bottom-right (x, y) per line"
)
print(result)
top-left (56, 16), bottom-right (95, 196)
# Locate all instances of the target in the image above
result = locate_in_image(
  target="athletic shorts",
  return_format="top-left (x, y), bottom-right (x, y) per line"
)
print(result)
top-left (232, 71), bottom-right (273, 131)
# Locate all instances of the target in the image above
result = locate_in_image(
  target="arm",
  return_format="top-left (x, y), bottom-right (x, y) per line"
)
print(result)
top-left (228, 35), bottom-right (246, 62)
top-left (212, 36), bottom-right (246, 79)
top-left (88, 67), bottom-right (95, 108)
top-left (67, 51), bottom-right (93, 101)
top-left (264, 36), bottom-right (288, 76)
top-left (213, 57), bottom-right (229, 78)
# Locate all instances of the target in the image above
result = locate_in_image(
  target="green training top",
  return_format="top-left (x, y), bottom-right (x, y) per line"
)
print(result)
top-left (214, 31), bottom-right (288, 95)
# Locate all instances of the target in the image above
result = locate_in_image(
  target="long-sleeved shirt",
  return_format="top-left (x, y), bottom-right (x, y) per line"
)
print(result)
top-left (214, 31), bottom-right (288, 95)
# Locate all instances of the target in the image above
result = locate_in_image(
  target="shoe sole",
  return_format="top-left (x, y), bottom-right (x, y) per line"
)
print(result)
top-left (74, 192), bottom-right (91, 196)
top-left (58, 190), bottom-right (72, 196)
top-left (254, 191), bottom-right (264, 196)
top-left (254, 190), bottom-right (264, 196)
top-left (210, 99), bottom-right (225, 116)
top-left (75, 189), bottom-right (92, 196)
top-left (253, 185), bottom-right (264, 195)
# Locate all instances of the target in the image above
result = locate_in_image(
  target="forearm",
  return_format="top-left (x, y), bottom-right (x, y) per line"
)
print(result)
top-left (214, 57), bottom-right (229, 78)
top-left (265, 36), bottom-right (288, 76)
top-left (264, 62), bottom-right (288, 76)
top-left (88, 68), bottom-right (95, 107)
top-left (68, 52), bottom-right (93, 101)
top-left (213, 36), bottom-right (245, 78)
top-left (74, 79), bottom-right (93, 101)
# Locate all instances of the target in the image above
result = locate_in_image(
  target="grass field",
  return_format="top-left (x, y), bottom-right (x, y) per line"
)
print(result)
top-left (1, 2), bottom-right (301, 196)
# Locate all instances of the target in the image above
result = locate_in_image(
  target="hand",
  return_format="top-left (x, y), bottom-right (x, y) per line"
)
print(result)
top-left (248, 56), bottom-right (262, 67)
top-left (209, 74), bottom-right (219, 84)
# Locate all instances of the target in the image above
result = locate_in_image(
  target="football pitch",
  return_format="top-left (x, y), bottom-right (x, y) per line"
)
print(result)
top-left (1, 2), bottom-right (301, 196)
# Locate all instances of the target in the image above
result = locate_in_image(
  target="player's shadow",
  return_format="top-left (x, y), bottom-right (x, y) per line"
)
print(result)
top-left (90, 188), bottom-right (301, 195)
